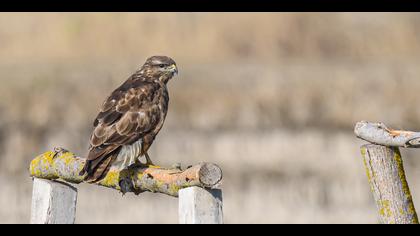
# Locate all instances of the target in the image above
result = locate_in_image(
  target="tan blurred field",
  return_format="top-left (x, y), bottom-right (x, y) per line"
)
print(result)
top-left (2, 13), bottom-right (420, 223)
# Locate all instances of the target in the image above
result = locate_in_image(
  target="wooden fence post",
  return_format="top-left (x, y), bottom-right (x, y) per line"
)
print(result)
top-left (178, 187), bottom-right (223, 224)
top-left (360, 144), bottom-right (418, 224)
top-left (30, 178), bottom-right (77, 224)
top-left (355, 121), bottom-right (420, 223)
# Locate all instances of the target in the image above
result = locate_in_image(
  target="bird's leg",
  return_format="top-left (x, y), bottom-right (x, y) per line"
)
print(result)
top-left (131, 153), bottom-right (155, 167)
top-left (139, 139), bottom-right (158, 167)
top-left (130, 154), bottom-right (147, 168)
top-left (144, 152), bottom-right (155, 166)
top-left (129, 150), bottom-right (147, 169)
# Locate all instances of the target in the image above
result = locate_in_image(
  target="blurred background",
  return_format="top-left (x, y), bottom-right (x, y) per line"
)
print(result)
top-left (2, 13), bottom-right (420, 223)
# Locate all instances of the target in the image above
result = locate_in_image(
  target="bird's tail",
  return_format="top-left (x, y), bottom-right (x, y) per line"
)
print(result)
top-left (84, 156), bottom-right (115, 183)
top-left (80, 147), bottom-right (120, 183)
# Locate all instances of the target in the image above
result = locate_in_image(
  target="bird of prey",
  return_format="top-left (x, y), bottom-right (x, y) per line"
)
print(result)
top-left (79, 56), bottom-right (178, 182)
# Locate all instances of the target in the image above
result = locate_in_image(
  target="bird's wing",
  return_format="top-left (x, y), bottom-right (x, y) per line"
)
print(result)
top-left (83, 79), bottom-right (163, 181)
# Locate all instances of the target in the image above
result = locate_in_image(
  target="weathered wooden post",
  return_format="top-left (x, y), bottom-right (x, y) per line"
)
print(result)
top-left (30, 178), bottom-right (77, 224)
top-left (29, 148), bottom-right (223, 224)
top-left (179, 187), bottom-right (223, 224)
top-left (355, 121), bottom-right (420, 224)
top-left (360, 144), bottom-right (417, 224)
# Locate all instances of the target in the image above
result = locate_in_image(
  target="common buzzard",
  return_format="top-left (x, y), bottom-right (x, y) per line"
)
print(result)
top-left (80, 56), bottom-right (178, 182)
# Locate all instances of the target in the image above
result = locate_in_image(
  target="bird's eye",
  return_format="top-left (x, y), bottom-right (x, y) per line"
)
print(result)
top-left (159, 64), bottom-right (166, 68)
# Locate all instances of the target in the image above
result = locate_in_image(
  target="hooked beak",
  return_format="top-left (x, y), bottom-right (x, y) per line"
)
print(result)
top-left (169, 64), bottom-right (178, 75)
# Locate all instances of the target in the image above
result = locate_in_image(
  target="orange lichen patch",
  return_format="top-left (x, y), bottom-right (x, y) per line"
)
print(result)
top-left (386, 128), bottom-right (416, 138)
top-left (142, 166), bottom-right (199, 184)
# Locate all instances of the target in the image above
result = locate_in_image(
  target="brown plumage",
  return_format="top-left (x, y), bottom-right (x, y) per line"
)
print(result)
top-left (80, 56), bottom-right (178, 182)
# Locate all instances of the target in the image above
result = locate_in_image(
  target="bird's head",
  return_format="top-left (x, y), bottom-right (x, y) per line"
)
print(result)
top-left (142, 56), bottom-right (178, 84)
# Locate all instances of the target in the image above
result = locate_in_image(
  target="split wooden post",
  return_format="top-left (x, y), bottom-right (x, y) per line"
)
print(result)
top-left (178, 187), bottom-right (223, 224)
top-left (30, 178), bottom-right (77, 224)
top-left (355, 121), bottom-right (420, 224)
top-left (360, 144), bottom-right (418, 224)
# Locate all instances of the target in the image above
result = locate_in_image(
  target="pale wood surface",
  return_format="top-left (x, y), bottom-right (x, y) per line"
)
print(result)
top-left (178, 187), bottom-right (223, 224)
top-left (360, 144), bottom-right (418, 224)
top-left (355, 121), bottom-right (420, 147)
top-left (30, 178), bottom-right (77, 224)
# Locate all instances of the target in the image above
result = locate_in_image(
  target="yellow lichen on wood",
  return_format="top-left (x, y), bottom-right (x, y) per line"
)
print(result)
top-left (361, 147), bottom-right (373, 191)
top-left (393, 149), bottom-right (419, 224)
top-left (379, 200), bottom-right (392, 218)
top-left (30, 150), bottom-right (85, 183)
top-left (98, 170), bottom-right (121, 190)
top-left (29, 151), bottom-right (59, 180)
top-left (29, 148), bottom-right (223, 197)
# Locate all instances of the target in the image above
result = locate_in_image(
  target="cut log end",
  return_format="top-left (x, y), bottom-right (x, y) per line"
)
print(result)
top-left (198, 163), bottom-right (223, 188)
